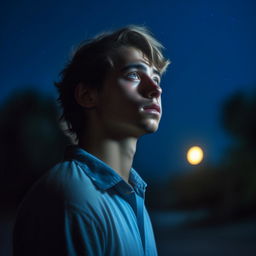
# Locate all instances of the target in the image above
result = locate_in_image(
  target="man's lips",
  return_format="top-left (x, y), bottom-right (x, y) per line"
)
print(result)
top-left (142, 104), bottom-right (161, 113)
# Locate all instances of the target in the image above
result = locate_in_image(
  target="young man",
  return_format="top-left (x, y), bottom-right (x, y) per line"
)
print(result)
top-left (13, 25), bottom-right (169, 256)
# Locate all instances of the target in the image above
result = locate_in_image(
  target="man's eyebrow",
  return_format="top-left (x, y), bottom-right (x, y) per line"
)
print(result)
top-left (120, 63), bottom-right (161, 77)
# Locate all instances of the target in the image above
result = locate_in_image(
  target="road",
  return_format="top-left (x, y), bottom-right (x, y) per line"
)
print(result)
top-left (151, 211), bottom-right (256, 256)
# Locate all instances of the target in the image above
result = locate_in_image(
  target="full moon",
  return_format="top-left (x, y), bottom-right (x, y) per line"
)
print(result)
top-left (187, 146), bottom-right (204, 165)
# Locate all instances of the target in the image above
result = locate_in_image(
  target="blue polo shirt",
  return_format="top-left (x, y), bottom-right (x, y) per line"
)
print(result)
top-left (13, 146), bottom-right (158, 256)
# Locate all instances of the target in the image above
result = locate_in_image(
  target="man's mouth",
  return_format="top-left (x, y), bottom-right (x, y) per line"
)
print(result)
top-left (142, 104), bottom-right (161, 114)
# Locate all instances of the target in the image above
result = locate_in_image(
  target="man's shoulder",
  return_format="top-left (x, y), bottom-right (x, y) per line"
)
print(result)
top-left (45, 159), bottom-right (92, 189)
top-left (50, 159), bottom-right (103, 201)
top-left (20, 159), bottom-right (102, 211)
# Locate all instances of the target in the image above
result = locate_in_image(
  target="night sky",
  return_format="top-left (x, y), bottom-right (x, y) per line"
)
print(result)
top-left (1, 0), bottom-right (256, 182)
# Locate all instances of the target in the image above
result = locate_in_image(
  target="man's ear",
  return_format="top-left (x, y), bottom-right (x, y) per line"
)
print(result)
top-left (74, 83), bottom-right (98, 108)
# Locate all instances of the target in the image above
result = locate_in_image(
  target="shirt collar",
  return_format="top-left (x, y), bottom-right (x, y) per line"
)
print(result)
top-left (64, 145), bottom-right (147, 196)
top-left (129, 168), bottom-right (147, 197)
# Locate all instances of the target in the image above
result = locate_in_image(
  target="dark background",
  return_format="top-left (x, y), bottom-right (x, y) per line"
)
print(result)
top-left (1, 0), bottom-right (256, 255)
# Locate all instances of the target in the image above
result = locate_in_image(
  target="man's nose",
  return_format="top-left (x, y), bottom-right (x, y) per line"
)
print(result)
top-left (148, 83), bottom-right (162, 99)
top-left (141, 76), bottom-right (162, 99)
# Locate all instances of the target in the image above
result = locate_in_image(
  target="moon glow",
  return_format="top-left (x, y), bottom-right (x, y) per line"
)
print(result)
top-left (187, 146), bottom-right (204, 165)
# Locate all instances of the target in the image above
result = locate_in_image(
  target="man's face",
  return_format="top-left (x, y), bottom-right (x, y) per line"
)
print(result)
top-left (96, 46), bottom-right (163, 139)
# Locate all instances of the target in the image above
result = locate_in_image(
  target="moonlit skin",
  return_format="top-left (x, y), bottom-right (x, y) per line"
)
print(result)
top-left (96, 46), bottom-right (163, 139)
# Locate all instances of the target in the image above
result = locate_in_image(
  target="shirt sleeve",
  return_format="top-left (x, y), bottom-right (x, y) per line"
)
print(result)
top-left (64, 202), bottom-right (106, 256)
top-left (13, 200), bottom-right (106, 256)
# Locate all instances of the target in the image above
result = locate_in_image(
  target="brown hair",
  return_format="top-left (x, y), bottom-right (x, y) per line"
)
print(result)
top-left (55, 25), bottom-right (170, 140)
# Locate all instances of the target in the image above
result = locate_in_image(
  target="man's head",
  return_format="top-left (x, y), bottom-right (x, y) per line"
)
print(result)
top-left (55, 25), bottom-right (170, 141)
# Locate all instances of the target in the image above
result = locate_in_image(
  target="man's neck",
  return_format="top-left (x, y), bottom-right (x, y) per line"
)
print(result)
top-left (79, 135), bottom-right (137, 184)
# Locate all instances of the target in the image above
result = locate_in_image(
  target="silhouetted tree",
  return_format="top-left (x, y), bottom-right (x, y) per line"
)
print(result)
top-left (0, 89), bottom-right (70, 210)
top-left (222, 90), bottom-right (256, 147)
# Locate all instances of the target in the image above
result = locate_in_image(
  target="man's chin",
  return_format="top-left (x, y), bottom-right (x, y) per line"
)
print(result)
top-left (140, 120), bottom-right (160, 134)
top-left (144, 126), bottom-right (159, 134)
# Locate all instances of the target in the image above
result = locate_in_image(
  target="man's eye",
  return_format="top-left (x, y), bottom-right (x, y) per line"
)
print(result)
top-left (153, 77), bottom-right (160, 85)
top-left (126, 72), bottom-right (140, 81)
